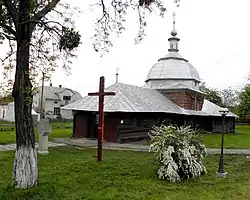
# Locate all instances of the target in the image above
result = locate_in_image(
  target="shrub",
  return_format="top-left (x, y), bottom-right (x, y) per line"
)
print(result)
top-left (148, 125), bottom-right (207, 182)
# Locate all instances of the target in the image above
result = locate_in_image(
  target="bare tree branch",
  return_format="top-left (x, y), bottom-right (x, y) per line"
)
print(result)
top-left (2, 0), bottom-right (18, 28)
top-left (30, 0), bottom-right (60, 30)
top-left (0, 19), bottom-right (16, 35)
top-left (0, 31), bottom-right (16, 40)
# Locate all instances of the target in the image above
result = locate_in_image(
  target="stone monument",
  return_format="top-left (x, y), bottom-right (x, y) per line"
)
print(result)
top-left (37, 118), bottom-right (51, 155)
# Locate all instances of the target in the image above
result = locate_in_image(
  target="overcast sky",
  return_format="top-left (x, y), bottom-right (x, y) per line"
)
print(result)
top-left (1, 0), bottom-right (250, 97)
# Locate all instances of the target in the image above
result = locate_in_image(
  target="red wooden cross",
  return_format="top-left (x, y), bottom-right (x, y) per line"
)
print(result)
top-left (88, 76), bottom-right (116, 162)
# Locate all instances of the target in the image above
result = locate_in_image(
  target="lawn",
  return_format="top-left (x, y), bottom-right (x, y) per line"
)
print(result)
top-left (0, 121), bottom-right (73, 144)
top-left (203, 125), bottom-right (250, 149)
top-left (1, 121), bottom-right (250, 149)
top-left (0, 147), bottom-right (250, 200)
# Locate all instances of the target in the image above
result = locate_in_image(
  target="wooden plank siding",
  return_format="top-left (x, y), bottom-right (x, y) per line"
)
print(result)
top-left (73, 111), bottom-right (237, 142)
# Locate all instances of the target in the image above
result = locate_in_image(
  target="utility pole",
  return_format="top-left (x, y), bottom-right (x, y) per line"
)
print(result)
top-left (38, 72), bottom-right (51, 155)
top-left (40, 72), bottom-right (45, 119)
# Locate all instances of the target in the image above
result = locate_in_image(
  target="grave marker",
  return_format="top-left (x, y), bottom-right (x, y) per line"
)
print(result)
top-left (37, 118), bottom-right (51, 155)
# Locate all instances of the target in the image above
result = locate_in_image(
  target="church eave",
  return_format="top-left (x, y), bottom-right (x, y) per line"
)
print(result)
top-left (158, 56), bottom-right (188, 62)
top-left (145, 77), bottom-right (201, 83)
top-left (168, 37), bottom-right (180, 41)
top-left (156, 88), bottom-right (205, 95)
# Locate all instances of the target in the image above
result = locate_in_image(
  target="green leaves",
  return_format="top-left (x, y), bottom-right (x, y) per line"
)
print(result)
top-left (238, 84), bottom-right (250, 116)
top-left (59, 27), bottom-right (81, 52)
top-left (200, 83), bottom-right (223, 107)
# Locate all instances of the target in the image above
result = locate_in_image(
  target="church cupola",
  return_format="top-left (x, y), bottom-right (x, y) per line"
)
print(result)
top-left (168, 12), bottom-right (180, 52)
top-left (145, 12), bottom-right (205, 111)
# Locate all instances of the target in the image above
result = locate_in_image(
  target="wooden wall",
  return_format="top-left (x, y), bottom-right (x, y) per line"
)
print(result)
top-left (104, 117), bottom-right (119, 142)
top-left (74, 112), bottom-right (89, 138)
top-left (73, 111), bottom-right (237, 143)
top-left (212, 117), bottom-right (235, 133)
top-left (73, 111), bottom-right (119, 142)
top-left (116, 113), bottom-right (176, 142)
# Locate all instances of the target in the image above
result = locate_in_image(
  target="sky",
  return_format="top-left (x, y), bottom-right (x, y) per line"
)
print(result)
top-left (1, 0), bottom-right (250, 97)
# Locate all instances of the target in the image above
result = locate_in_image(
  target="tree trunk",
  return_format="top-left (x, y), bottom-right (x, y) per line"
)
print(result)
top-left (12, 38), bottom-right (38, 189)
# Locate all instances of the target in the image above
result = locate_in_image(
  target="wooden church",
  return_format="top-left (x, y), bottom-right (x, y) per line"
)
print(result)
top-left (62, 14), bottom-right (238, 143)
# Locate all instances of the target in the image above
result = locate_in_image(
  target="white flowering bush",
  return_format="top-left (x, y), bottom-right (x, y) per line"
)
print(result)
top-left (148, 125), bottom-right (207, 182)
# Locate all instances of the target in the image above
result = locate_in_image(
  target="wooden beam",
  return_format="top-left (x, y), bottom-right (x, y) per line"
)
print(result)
top-left (88, 76), bottom-right (116, 162)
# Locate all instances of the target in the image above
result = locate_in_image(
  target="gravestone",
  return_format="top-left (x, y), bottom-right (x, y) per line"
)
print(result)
top-left (37, 118), bottom-right (51, 155)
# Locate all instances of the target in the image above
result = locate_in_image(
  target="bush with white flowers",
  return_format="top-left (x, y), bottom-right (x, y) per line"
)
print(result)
top-left (148, 125), bottom-right (207, 182)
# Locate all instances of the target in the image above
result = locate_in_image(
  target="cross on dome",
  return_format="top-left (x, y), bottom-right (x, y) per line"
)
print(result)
top-left (168, 12), bottom-right (179, 52)
top-left (171, 12), bottom-right (177, 36)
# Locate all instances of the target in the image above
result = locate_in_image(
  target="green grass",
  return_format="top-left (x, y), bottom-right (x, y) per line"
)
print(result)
top-left (1, 122), bottom-right (250, 149)
top-left (0, 121), bottom-right (14, 125)
top-left (0, 147), bottom-right (250, 200)
top-left (0, 121), bottom-right (73, 144)
top-left (203, 125), bottom-right (250, 149)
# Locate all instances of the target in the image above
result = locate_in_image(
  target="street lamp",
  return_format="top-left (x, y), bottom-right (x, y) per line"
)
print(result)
top-left (216, 107), bottom-right (229, 178)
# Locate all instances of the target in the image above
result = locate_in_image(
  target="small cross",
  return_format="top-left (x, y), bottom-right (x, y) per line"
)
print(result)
top-left (88, 76), bottom-right (116, 162)
top-left (172, 12), bottom-right (176, 30)
top-left (116, 68), bottom-right (119, 83)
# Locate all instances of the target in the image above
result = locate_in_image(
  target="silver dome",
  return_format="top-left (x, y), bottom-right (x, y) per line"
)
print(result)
top-left (146, 51), bottom-right (200, 82)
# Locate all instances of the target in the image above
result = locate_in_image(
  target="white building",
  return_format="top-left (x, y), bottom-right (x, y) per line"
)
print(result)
top-left (0, 103), bottom-right (8, 121)
top-left (0, 102), bottom-right (38, 122)
top-left (33, 84), bottom-right (82, 119)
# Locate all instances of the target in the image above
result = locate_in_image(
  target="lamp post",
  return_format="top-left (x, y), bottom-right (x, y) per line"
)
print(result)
top-left (216, 107), bottom-right (229, 178)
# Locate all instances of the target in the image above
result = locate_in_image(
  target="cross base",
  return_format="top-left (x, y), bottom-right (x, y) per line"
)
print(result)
top-left (216, 172), bottom-right (227, 178)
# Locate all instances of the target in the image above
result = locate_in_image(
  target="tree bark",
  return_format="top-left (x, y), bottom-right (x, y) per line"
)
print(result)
top-left (11, 0), bottom-right (38, 189)
top-left (12, 38), bottom-right (38, 189)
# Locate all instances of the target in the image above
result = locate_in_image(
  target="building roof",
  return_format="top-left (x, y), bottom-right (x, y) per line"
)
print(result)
top-left (62, 83), bottom-right (238, 118)
top-left (202, 99), bottom-right (238, 118)
top-left (62, 83), bottom-right (182, 114)
top-left (36, 85), bottom-right (82, 100)
top-left (150, 82), bottom-right (204, 94)
top-left (146, 51), bottom-right (201, 83)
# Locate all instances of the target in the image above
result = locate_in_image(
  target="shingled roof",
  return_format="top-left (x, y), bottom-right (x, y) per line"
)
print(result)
top-left (62, 83), bottom-right (182, 114)
top-left (62, 83), bottom-right (238, 118)
top-left (35, 86), bottom-right (82, 100)
top-left (202, 99), bottom-right (238, 118)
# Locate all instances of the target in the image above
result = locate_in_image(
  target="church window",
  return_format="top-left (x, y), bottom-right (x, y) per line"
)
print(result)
top-left (2, 110), bottom-right (5, 118)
